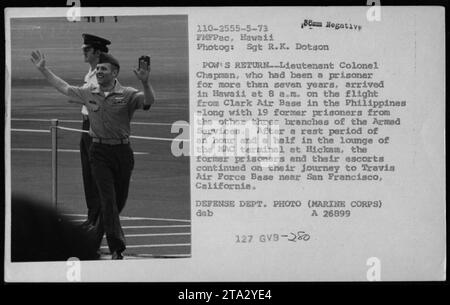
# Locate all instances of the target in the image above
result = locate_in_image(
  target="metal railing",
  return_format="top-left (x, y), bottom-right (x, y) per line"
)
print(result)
top-left (13, 118), bottom-right (189, 210)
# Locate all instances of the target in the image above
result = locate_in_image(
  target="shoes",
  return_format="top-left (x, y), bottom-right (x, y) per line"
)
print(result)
top-left (111, 251), bottom-right (124, 260)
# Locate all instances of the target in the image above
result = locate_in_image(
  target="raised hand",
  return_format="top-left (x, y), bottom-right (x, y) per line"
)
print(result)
top-left (133, 66), bottom-right (150, 83)
top-left (30, 50), bottom-right (46, 69)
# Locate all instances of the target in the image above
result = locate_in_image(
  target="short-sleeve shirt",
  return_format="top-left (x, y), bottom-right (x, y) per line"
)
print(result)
top-left (81, 68), bottom-right (98, 115)
top-left (68, 80), bottom-right (147, 139)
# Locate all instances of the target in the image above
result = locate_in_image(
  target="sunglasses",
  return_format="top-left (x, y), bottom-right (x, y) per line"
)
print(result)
top-left (82, 46), bottom-right (93, 52)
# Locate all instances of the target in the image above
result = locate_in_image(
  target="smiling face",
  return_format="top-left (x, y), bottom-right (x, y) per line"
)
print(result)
top-left (95, 63), bottom-right (118, 87)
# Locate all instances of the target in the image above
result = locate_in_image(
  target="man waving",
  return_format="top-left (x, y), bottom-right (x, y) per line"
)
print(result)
top-left (31, 50), bottom-right (155, 259)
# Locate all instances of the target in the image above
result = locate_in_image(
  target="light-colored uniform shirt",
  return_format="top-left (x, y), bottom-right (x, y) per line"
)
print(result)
top-left (81, 67), bottom-right (98, 115)
top-left (68, 80), bottom-right (149, 139)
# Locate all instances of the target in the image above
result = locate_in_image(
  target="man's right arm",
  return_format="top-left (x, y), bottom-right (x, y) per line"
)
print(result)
top-left (31, 50), bottom-right (86, 104)
top-left (31, 50), bottom-right (71, 95)
top-left (37, 66), bottom-right (71, 96)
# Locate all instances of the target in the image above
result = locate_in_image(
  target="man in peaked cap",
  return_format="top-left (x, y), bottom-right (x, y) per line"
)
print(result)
top-left (81, 33), bottom-right (110, 53)
top-left (31, 49), bottom-right (156, 259)
top-left (78, 34), bottom-right (111, 234)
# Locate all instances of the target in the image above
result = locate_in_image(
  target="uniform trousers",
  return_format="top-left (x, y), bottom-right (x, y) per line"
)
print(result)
top-left (80, 118), bottom-right (101, 226)
top-left (89, 142), bottom-right (134, 254)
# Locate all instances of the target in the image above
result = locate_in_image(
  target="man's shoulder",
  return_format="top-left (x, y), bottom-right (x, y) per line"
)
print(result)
top-left (120, 86), bottom-right (140, 99)
top-left (113, 81), bottom-right (139, 99)
top-left (68, 84), bottom-right (96, 97)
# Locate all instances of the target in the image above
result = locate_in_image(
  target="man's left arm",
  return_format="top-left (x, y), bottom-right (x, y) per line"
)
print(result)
top-left (134, 66), bottom-right (155, 110)
top-left (140, 81), bottom-right (156, 110)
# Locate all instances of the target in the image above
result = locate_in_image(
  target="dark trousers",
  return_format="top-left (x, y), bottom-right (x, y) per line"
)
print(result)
top-left (80, 119), bottom-right (101, 226)
top-left (89, 143), bottom-right (134, 254)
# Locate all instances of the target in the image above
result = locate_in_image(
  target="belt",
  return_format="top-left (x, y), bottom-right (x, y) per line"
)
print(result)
top-left (82, 115), bottom-right (89, 121)
top-left (92, 138), bottom-right (130, 145)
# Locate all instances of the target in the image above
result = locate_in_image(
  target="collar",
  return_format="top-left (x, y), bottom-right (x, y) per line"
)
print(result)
top-left (90, 79), bottom-right (125, 95)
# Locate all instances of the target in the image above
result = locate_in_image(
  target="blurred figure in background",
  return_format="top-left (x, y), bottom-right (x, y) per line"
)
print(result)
top-left (11, 195), bottom-right (99, 262)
